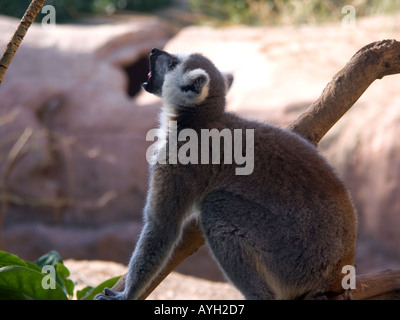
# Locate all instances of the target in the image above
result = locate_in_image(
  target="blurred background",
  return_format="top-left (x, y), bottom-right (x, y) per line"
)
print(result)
top-left (1, 0), bottom-right (400, 285)
top-left (1, 0), bottom-right (400, 25)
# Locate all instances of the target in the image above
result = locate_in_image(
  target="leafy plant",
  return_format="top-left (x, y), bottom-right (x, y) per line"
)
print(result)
top-left (0, 250), bottom-right (120, 300)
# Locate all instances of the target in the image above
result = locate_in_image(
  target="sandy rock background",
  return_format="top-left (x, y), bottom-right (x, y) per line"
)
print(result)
top-left (1, 10), bottom-right (400, 298)
top-left (65, 259), bottom-right (243, 300)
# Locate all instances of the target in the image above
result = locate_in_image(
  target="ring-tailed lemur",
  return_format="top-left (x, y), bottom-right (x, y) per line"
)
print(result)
top-left (95, 48), bottom-right (357, 300)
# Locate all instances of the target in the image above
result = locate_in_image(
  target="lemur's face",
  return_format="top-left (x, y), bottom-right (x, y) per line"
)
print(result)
top-left (143, 48), bottom-right (177, 96)
top-left (143, 48), bottom-right (233, 107)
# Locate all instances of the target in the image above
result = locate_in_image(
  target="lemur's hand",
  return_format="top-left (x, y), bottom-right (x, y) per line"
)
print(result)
top-left (94, 288), bottom-right (127, 300)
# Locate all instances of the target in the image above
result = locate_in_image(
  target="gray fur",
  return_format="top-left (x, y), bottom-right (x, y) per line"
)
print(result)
top-left (95, 49), bottom-right (357, 300)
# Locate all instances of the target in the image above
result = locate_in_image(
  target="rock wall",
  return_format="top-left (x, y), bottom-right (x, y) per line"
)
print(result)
top-left (1, 13), bottom-right (400, 281)
top-left (0, 15), bottom-right (168, 263)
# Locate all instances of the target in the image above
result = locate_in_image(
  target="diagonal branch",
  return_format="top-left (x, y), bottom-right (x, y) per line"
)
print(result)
top-left (111, 39), bottom-right (400, 300)
top-left (288, 39), bottom-right (400, 145)
top-left (0, 0), bottom-right (47, 84)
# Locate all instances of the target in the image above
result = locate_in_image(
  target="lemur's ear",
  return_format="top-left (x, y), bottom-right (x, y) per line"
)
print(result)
top-left (222, 72), bottom-right (234, 93)
top-left (181, 68), bottom-right (210, 97)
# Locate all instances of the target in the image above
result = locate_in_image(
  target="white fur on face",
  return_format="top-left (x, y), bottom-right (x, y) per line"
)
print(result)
top-left (158, 53), bottom-right (211, 146)
top-left (182, 68), bottom-right (210, 102)
top-left (162, 54), bottom-right (210, 109)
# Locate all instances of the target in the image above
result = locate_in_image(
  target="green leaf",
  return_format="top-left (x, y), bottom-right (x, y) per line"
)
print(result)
top-left (0, 287), bottom-right (27, 300)
top-left (35, 251), bottom-right (75, 297)
top-left (76, 286), bottom-right (92, 300)
top-left (0, 250), bottom-right (40, 272)
top-left (77, 276), bottom-right (121, 300)
top-left (0, 251), bottom-right (26, 267)
top-left (56, 262), bottom-right (75, 298)
top-left (0, 265), bottom-right (68, 300)
top-left (35, 250), bottom-right (63, 268)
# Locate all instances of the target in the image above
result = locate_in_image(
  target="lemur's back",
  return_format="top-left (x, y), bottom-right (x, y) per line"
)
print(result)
top-left (199, 112), bottom-right (357, 299)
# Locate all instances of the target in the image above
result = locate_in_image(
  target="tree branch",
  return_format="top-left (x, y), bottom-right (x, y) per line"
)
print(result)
top-left (111, 39), bottom-right (400, 300)
top-left (0, 0), bottom-right (46, 84)
top-left (354, 270), bottom-right (400, 300)
top-left (288, 39), bottom-right (400, 145)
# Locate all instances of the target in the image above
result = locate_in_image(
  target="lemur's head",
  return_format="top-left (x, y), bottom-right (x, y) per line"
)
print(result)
top-left (143, 48), bottom-right (233, 108)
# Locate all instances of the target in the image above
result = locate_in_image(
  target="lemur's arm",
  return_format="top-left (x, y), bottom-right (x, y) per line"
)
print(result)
top-left (95, 166), bottom-right (192, 300)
